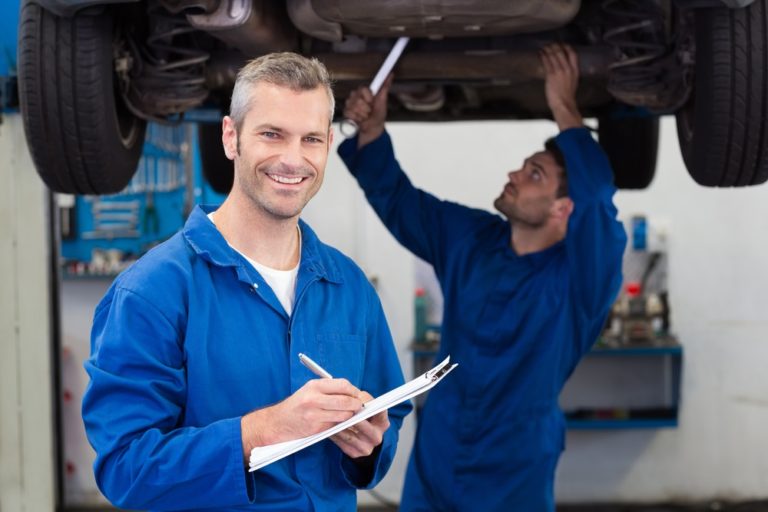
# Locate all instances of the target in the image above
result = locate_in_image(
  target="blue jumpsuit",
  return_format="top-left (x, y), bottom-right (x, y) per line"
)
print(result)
top-left (82, 206), bottom-right (411, 512)
top-left (339, 127), bottom-right (626, 511)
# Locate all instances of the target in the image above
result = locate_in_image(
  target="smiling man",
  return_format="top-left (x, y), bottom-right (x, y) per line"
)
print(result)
top-left (82, 53), bottom-right (410, 512)
top-left (339, 44), bottom-right (627, 510)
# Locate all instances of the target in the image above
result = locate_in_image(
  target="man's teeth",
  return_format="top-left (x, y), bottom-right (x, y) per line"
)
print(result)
top-left (269, 174), bottom-right (303, 184)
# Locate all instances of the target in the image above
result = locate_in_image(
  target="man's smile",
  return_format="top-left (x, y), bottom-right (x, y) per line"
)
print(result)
top-left (267, 173), bottom-right (308, 185)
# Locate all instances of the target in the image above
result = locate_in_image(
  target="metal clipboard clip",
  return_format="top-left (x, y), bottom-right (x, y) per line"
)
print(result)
top-left (425, 356), bottom-right (458, 382)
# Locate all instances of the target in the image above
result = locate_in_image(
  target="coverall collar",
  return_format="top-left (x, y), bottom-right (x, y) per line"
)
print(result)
top-left (182, 205), bottom-right (343, 284)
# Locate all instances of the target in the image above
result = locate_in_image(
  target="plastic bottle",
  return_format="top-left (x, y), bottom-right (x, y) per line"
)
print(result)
top-left (414, 288), bottom-right (427, 342)
top-left (631, 215), bottom-right (647, 251)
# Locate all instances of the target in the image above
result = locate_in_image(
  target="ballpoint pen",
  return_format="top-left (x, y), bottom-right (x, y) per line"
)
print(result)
top-left (298, 353), bottom-right (333, 379)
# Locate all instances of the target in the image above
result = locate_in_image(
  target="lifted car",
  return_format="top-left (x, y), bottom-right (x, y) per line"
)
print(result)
top-left (17, 0), bottom-right (768, 194)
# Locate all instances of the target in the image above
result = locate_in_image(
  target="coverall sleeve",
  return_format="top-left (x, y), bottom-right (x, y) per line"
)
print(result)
top-left (338, 131), bottom-right (488, 273)
top-left (339, 282), bottom-right (412, 488)
top-left (556, 127), bottom-right (627, 328)
top-left (82, 286), bottom-right (256, 510)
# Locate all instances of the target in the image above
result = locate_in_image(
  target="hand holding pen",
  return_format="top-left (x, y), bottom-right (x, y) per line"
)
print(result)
top-left (298, 353), bottom-right (390, 459)
top-left (240, 356), bottom-right (364, 459)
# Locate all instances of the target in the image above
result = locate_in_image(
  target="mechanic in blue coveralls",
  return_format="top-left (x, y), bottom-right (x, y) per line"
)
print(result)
top-left (82, 53), bottom-right (411, 512)
top-left (339, 44), bottom-right (627, 511)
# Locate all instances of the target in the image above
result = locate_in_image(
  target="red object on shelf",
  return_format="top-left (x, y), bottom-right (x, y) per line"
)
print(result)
top-left (626, 281), bottom-right (642, 297)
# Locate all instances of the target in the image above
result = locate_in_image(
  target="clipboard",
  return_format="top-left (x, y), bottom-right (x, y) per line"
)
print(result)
top-left (249, 356), bottom-right (457, 472)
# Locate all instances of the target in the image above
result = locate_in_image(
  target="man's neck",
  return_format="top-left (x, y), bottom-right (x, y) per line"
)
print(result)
top-left (213, 195), bottom-right (300, 270)
top-left (509, 222), bottom-right (566, 256)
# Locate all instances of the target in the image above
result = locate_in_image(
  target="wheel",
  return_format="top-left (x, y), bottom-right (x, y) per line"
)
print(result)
top-left (675, 0), bottom-right (768, 187)
top-left (598, 114), bottom-right (659, 190)
top-left (197, 123), bottom-right (233, 195)
top-left (17, 1), bottom-right (146, 194)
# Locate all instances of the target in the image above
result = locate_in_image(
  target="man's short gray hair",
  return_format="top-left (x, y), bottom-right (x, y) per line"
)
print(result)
top-left (229, 52), bottom-right (335, 132)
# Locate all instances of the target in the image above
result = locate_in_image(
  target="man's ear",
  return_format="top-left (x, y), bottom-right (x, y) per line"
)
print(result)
top-left (552, 197), bottom-right (574, 220)
top-left (222, 116), bottom-right (238, 161)
top-left (327, 126), bottom-right (334, 149)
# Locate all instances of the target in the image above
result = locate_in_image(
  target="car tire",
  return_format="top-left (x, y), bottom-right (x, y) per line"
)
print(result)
top-left (676, 0), bottom-right (768, 187)
top-left (598, 115), bottom-right (659, 190)
top-left (197, 123), bottom-right (234, 195)
top-left (17, 2), bottom-right (146, 194)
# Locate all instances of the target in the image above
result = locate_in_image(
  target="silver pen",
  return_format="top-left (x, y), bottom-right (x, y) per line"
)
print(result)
top-left (298, 353), bottom-right (333, 379)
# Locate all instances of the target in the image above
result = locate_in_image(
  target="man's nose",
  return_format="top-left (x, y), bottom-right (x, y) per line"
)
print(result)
top-left (278, 140), bottom-right (304, 169)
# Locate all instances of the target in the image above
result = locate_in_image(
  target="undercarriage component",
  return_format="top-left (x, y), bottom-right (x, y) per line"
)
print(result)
top-left (119, 3), bottom-right (210, 120)
top-left (204, 47), bottom-right (613, 90)
top-left (187, 0), bottom-right (295, 55)
top-left (286, 0), bottom-right (581, 40)
top-left (602, 0), bottom-right (691, 111)
top-left (158, 0), bottom-right (220, 14)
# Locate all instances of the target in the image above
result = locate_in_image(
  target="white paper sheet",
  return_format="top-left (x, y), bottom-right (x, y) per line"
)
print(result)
top-left (249, 356), bottom-right (457, 472)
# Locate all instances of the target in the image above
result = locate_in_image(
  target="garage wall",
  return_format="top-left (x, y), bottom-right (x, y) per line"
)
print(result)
top-left (302, 117), bottom-right (768, 504)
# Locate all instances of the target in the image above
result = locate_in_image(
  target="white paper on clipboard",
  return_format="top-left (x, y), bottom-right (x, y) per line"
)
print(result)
top-left (249, 355), bottom-right (457, 472)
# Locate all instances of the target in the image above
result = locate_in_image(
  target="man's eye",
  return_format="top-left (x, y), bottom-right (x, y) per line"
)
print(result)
top-left (531, 170), bottom-right (541, 180)
top-left (262, 131), bottom-right (279, 139)
top-left (305, 136), bottom-right (323, 144)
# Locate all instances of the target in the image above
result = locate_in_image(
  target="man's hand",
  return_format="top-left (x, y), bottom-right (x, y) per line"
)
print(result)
top-left (343, 75), bottom-right (393, 148)
top-left (330, 391), bottom-right (390, 459)
top-left (540, 43), bottom-right (583, 131)
top-left (240, 378), bottom-right (364, 459)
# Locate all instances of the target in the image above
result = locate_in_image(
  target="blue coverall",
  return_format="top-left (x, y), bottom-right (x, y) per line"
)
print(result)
top-left (82, 206), bottom-right (412, 512)
top-left (339, 127), bottom-right (627, 511)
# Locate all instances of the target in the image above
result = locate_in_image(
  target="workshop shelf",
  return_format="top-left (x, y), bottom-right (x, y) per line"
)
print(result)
top-left (561, 340), bottom-right (683, 430)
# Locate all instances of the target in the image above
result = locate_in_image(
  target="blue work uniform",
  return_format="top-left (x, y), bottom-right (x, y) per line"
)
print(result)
top-left (339, 127), bottom-right (627, 511)
top-left (82, 206), bottom-right (411, 512)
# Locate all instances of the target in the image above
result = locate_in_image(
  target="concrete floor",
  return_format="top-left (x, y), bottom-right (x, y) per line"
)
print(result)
top-left (358, 502), bottom-right (768, 512)
top-left (64, 500), bottom-right (768, 511)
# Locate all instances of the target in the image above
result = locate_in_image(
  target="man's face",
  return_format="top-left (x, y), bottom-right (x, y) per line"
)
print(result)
top-left (493, 150), bottom-right (563, 227)
top-left (222, 82), bottom-right (333, 220)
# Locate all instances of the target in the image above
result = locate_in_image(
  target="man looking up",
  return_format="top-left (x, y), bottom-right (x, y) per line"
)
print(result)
top-left (339, 43), bottom-right (627, 511)
top-left (83, 52), bottom-right (411, 512)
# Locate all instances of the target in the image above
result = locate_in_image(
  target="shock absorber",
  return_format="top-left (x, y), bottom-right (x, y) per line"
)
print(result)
top-left (118, 1), bottom-right (211, 121)
top-left (601, 0), bottom-right (689, 111)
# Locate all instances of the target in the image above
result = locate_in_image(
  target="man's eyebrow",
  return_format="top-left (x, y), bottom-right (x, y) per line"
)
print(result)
top-left (251, 124), bottom-right (283, 133)
top-left (250, 125), bottom-right (326, 139)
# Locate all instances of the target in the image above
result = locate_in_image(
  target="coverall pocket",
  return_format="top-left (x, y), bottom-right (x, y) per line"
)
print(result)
top-left (315, 333), bottom-right (366, 387)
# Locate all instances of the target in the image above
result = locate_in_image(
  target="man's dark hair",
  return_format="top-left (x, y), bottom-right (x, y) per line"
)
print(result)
top-left (544, 138), bottom-right (569, 198)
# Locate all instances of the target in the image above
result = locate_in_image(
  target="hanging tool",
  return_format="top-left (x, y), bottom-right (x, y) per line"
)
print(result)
top-left (340, 36), bottom-right (410, 138)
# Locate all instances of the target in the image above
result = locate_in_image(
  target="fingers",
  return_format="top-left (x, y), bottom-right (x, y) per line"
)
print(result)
top-left (331, 413), bottom-right (388, 458)
top-left (540, 43), bottom-right (578, 76)
top-left (565, 44), bottom-right (578, 74)
top-left (343, 86), bottom-right (375, 124)
top-left (301, 378), bottom-right (364, 412)
top-left (310, 377), bottom-right (361, 398)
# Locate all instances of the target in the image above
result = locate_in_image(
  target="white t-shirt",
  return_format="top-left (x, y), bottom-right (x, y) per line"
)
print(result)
top-left (208, 213), bottom-right (300, 316)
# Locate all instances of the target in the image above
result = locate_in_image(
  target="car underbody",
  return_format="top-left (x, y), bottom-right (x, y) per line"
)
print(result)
top-left (18, 0), bottom-right (768, 193)
top-left (99, 0), bottom-right (691, 122)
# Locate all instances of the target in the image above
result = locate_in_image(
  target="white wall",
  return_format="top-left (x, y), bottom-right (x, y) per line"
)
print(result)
top-left (0, 115), bottom-right (56, 511)
top-left (302, 117), bottom-right (768, 504)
